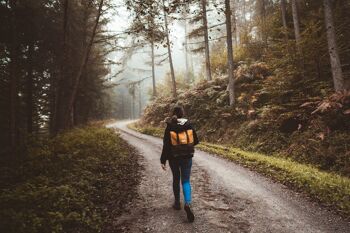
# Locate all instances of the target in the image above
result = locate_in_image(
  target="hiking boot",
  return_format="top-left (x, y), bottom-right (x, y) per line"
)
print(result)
top-left (173, 201), bottom-right (181, 210)
top-left (184, 204), bottom-right (195, 222)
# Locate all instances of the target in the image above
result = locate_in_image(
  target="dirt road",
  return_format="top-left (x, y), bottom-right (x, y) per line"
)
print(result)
top-left (108, 121), bottom-right (349, 233)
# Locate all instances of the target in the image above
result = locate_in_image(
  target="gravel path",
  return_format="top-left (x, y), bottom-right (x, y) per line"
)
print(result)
top-left (108, 120), bottom-right (349, 233)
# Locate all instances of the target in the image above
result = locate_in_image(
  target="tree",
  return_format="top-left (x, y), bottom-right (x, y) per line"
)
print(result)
top-left (65, 0), bottom-right (105, 128)
top-left (225, 0), bottom-right (235, 106)
top-left (255, 0), bottom-right (267, 45)
top-left (126, 0), bottom-right (169, 98)
top-left (162, 0), bottom-right (177, 97)
top-left (201, 0), bottom-right (212, 81)
top-left (291, 0), bottom-right (301, 49)
top-left (52, 0), bottom-right (69, 135)
top-left (9, 0), bottom-right (19, 155)
top-left (280, 0), bottom-right (288, 41)
top-left (182, 3), bottom-right (191, 84)
top-left (323, 0), bottom-right (345, 91)
top-left (151, 40), bottom-right (157, 97)
top-left (0, 0), bottom-right (116, 153)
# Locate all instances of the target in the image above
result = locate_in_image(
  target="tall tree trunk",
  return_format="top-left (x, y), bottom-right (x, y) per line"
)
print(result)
top-left (201, 0), bottom-right (212, 81)
top-left (26, 42), bottom-right (34, 134)
top-left (151, 40), bottom-right (157, 97)
top-left (231, 0), bottom-right (238, 47)
top-left (52, 0), bottom-right (69, 135)
top-left (242, 0), bottom-right (247, 25)
top-left (258, 0), bottom-right (267, 45)
top-left (162, 0), bottom-right (177, 97)
top-left (184, 8), bottom-right (190, 84)
top-left (291, 0), bottom-right (301, 49)
top-left (9, 0), bottom-right (19, 155)
top-left (225, 0), bottom-right (235, 106)
top-left (65, 0), bottom-right (104, 127)
top-left (281, 0), bottom-right (288, 41)
top-left (323, 0), bottom-right (344, 91)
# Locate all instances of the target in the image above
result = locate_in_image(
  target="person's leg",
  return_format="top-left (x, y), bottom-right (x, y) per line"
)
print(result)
top-left (169, 159), bottom-right (181, 208)
top-left (180, 158), bottom-right (192, 205)
top-left (180, 158), bottom-right (194, 222)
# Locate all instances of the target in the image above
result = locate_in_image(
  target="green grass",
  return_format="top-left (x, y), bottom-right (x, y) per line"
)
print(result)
top-left (0, 126), bottom-right (141, 233)
top-left (128, 122), bottom-right (350, 217)
top-left (128, 122), bottom-right (163, 138)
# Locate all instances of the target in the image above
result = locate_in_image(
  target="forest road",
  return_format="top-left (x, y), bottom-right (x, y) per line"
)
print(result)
top-left (108, 120), bottom-right (350, 233)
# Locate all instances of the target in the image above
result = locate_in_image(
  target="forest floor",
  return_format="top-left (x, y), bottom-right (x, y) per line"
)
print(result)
top-left (0, 125), bottom-right (142, 233)
top-left (108, 120), bottom-right (350, 233)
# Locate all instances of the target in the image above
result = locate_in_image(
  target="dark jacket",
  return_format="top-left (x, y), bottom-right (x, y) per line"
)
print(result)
top-left (160, 117), bottom-right (199, 164)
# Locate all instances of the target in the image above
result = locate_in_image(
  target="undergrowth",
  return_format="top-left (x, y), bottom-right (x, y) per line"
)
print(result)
top-left (0, 126), bottom-right (141, 233)
top-left (141, 63), bottom-right (350, 176)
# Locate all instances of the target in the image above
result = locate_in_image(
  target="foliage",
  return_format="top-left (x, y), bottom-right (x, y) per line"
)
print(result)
top-left (155, 71), bottom-right (193, 98)
top-left (0, 126), bottom-right (141, 233)
top-left (141, 62), bottom-right (350, 176)
top-left (0, 0), bottom-right (116, 155)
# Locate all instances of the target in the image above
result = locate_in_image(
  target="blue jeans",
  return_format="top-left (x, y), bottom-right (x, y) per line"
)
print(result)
top-left (169, 158), bottom-right (192, 204)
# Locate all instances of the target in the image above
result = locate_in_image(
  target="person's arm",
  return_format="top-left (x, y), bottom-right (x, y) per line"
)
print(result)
top-left (160, 124), bottom-right (171, 164)
top-left (192, 125), bottom-right (199, 146)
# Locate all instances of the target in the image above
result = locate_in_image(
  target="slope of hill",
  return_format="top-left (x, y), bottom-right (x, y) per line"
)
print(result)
top-left (140, 62), bottom-right (350, 176)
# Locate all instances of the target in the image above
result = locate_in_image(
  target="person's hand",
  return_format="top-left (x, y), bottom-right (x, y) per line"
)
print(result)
top-left (161, 163), bottom-right (166, 171)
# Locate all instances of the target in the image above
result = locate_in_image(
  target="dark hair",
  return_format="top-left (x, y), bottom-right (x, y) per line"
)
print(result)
top-left (172, 106), bottom-right (184, 118)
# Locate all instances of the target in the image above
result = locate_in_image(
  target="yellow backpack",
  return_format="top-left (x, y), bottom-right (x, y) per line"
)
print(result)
top-left (170, 129), bottom-right (194, 146)
top-left (169, 129), bottom-right (195, 157)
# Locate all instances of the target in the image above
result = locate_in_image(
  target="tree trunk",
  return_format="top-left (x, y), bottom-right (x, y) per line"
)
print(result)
top-left (281, 0), bottom-right (288, 40)
top-left (291, 0), bottom-right (301, 49)
top-left (151, 40), bottom-right (157, 97)
top-left (26, 42), bottom-right (34, 134)
top-left (162, 0), bottom-right (177, 97)
top-left (225, 0), bottom-right (235, 106)
top-left (52, 0), bottom-right (69, 135)
top-left (65, 0), bottom-right (104, 126)
top-left (201, 0), bottom-right (212, 81)
top-left (184, 9), bottom-right (190, 84)
top-left (323, 0), bottom-right (344, 91)
top-left (231, 0), bottom-right (238, 47)
top-left (258, 0), bottom-right (267, 45)
top-left (9, 0), bottom-right (19, 155)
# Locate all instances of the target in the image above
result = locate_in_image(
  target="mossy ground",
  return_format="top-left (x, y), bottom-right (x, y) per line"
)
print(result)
top-left (0, 126), bottom-right (141, 233)
top-left (128, 122), bottom-right (350, 217)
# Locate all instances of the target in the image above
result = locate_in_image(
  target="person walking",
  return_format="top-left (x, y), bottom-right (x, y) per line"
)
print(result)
top-left (160, 106), bottom-right (199, 223)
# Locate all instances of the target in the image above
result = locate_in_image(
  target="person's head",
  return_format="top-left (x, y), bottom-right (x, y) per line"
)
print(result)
top-left (172, 105), bottom-right (184, 119)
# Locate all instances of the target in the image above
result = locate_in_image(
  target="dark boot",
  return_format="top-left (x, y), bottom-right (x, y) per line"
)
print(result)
top-left (173, 201), bottom-right (181, 210)
top-left (184, 204), bottom-right (194, 222)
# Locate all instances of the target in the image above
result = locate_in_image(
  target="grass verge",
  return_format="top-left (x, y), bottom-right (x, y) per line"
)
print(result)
top-left (128, 122), bottom-right (350, 217)
top-left (0, 126), bottom-right (141, 233)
